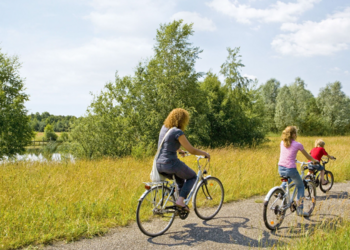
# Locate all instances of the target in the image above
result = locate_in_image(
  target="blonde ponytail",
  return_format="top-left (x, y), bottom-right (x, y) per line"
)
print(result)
top-left (282, 126), bottom-right (297, 148)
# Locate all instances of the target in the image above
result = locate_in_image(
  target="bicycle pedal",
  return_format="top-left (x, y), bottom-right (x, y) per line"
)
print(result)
top-left (179, 210), bottom-right (189, 220)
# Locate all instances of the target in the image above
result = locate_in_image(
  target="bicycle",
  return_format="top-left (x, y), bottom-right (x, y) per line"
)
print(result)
top-left (263, 161), bottom-right (317, 231)
top-left (303, 157), bottom-right (336, 193)
top-left (136, 153), bottom-right (224, 237)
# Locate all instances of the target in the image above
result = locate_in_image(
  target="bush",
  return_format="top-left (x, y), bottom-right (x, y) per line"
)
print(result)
top-left (59, 132), bottom-right (69, 142)
top-left (44, 124), bottom-right (58, 141)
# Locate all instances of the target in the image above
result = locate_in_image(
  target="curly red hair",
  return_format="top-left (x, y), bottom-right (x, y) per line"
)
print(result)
top-left (164, 108), bottom-right (189, 131)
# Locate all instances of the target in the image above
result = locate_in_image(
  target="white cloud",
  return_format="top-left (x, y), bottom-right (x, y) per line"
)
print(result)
top-left (344, 70), bottom-right (349, 74)
top-left (330, 67), bottom-right (340, 71)
top-left (171, 12), bottom-right (216, 31)
top-left (243, 73), bottom-right (257, 80)
top-left (87, 0), bottom-right (176, 33)
top-left (207, 0), bottom-right (320, 24)
top-left (272, 8), bottom-right (350, 56)
top-left (21, 37), bottom-right (153, 115)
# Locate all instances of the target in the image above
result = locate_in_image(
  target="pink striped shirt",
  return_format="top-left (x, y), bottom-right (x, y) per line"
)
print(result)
top-left (278, 140), bottom-right (304, 169)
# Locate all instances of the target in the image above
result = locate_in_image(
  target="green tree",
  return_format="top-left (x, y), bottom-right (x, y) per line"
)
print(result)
top-left (72, 20), bottom-right (209, 158)
top-left (274, 85), bottom-right (295, 131)
top-left (288, 78), bottom-right (314, 132)
top-left (200, 48), bottom-right (266, 147)
top-left (259, 78), bottom-right (280, 132)
top-left (0, 49), bottom-right (33, 158)
top-left (274, 78), bottom-right (318, 133)
top-left (317, 81), bottom-right (350, 134)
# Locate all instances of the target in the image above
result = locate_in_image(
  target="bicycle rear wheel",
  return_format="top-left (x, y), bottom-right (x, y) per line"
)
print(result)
top-left (193, 177), bottom-right (224, 220)
top-left (303, 182), bottom-right (316, 215)
top-left (263, 188), bottom-right (286, 230)
top-left (318, 171), bottom-right (334, 193)
top-left (136, 186), bottom-right (175, 237)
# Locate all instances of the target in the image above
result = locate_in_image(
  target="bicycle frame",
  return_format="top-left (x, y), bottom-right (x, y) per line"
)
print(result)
top-left (265, 161), bottom-right (308, 212)
top-left (141, 155), bottom-right (210, 212)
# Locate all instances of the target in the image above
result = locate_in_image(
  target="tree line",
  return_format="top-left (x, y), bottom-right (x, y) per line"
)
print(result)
top-left (28, 112), bottom-right (77, 132)
top-left (260, 79), bottom-right (350, 136)
top-left (1, 20), bottom-right (349, 159)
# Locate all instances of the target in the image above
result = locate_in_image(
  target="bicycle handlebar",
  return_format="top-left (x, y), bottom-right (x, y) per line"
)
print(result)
top-left (180, 151), bottom-right (208, 160)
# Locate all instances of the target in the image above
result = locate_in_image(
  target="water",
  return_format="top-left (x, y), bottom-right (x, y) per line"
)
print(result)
top-left (0, 153), bottom-right (75, 164)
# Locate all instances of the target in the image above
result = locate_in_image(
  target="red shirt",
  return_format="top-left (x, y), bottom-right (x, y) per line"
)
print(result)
top-left (309, 147), bottom-right (328, 161)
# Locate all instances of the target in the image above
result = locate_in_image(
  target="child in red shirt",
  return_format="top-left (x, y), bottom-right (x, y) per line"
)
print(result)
top-left (308, 139), bottom-right (335, 184)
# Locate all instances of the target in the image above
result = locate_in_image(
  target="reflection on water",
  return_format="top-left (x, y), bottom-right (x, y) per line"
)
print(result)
top-left (0, 153), bottom-right (75, 164)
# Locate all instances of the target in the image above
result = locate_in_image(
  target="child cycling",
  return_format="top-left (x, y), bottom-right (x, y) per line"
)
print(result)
top-left (307, 139), bottom-right (336, 185)
top-left (278, 126), bottom-right (318, 217)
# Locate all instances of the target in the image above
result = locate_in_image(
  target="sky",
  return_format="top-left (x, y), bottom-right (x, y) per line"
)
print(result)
top-left (1, 0), bottom-right (349, 117)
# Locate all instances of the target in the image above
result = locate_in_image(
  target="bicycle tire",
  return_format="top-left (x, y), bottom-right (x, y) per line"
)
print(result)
top-left (263, 188), bottom-right (286, 230)
top-left (318, 171), bottom-right (334, 193)
top-left (136, 186), bottom-right (176, 237)
top-left (193, 176), bottom-right (224, 220)
top-left (303, 182), bottom-right (316, 215)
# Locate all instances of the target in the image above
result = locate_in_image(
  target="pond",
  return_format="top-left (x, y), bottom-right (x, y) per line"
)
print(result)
top-left (0, 153), bottom-right (75, 164)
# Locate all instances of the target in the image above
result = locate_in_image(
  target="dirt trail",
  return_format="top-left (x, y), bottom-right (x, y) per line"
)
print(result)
top-left (45, 182), bottom-right (350, 250)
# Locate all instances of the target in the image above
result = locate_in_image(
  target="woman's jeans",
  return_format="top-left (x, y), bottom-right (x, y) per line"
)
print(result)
top-left (157, 160), bottom-right (196, 199)
top-left (278, 166), bottom-right (304, 208)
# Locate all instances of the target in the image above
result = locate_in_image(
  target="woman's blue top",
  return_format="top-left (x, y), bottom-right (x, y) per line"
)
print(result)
top-left (156, 125), bottom-right (184, 164)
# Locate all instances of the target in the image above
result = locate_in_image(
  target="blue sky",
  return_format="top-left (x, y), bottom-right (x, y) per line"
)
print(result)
top-left (1, 0), bottom-right (349, 116)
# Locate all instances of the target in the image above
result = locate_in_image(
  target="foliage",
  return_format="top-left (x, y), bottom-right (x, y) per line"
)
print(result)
top-left (200, 49), bottom-right (266, 148)
top-left (0, 48), bottom-right (33, 158)
top-left (259, 78), bottom-right (280, 132)
top-left (59, 132), bottom-right (69, 142)
top-left (72, 20), bottom-right (212, 158)
top-left (29, 112), bottom-right (77, 132)
top-left (44, 124), bottom-right (58, 141)
top-left (271, 79), bottom-right (350, 135)
top-left (317, 81), bottom-right (350, 135)
top-left (71, 22), bottom-right (268, 158)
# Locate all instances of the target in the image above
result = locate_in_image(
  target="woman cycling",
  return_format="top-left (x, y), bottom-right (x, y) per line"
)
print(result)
top-left (156, 108), bottom-right (210, 211)
top-left (278, 126), bottom-right (318, 217)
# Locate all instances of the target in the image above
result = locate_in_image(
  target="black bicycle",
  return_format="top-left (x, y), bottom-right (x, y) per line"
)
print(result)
top-left (303, 157), bottom-right (336, 193)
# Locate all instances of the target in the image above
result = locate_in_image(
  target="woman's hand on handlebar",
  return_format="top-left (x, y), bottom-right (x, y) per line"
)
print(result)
top-left (204, 152), bottom-right (210, 161)
top-left (178, 149), bottom-right (186, 157)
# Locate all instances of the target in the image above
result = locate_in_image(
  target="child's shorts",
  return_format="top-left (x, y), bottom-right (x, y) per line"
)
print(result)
top-left (307, 163), bottom-right (325, 171)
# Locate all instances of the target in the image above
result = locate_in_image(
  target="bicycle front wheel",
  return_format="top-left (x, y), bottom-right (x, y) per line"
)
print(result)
top-left (318, 171), bottom-right (334, 193)
top-left (136, 186), bottom-right (176, 237)
top-left (193, 176), bottom-right (224, 220)
top-left (303, 182), bottom-right (316, 215)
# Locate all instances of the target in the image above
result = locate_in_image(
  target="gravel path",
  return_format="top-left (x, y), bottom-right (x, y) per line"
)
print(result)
top-left (45, 182), bottom-right (350, 250)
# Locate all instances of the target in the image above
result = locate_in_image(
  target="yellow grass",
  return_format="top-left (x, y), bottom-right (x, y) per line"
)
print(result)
top-left (1, 136), bottom-right (350, 249)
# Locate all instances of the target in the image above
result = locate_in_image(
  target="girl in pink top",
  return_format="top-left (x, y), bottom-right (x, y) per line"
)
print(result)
top-left (278, 126), bottom-right (318, 217)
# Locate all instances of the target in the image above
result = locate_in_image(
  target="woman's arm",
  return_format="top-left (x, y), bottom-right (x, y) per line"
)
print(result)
top-left (300, 149), bottom-right (318, 163)
top-left (178, 135), bottom-right (210, 160)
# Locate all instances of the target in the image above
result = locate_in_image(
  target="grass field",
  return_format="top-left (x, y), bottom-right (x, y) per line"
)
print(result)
top-left (1, 136), bottom-right (350, 249)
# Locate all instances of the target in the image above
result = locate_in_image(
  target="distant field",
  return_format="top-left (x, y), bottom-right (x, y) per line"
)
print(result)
top-left (1, 136), bottom-right (350, 249)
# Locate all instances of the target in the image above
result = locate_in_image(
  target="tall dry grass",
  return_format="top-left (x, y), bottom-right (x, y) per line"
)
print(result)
top-left (1, 136), bottom-right (350, 249)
